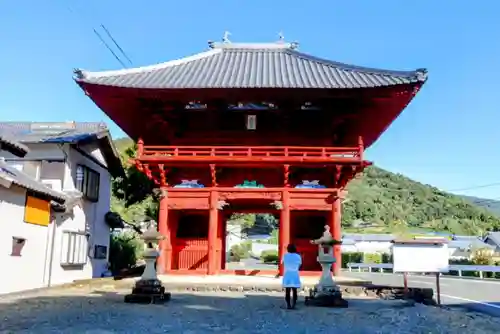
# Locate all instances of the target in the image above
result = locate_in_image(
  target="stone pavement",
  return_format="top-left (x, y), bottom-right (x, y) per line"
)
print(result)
top-left (73, 274), bottom-right (370, 293)
top-left (1, 287), bottom-right (500, 333)
top-left (156, 274), bottom-right (366, 287)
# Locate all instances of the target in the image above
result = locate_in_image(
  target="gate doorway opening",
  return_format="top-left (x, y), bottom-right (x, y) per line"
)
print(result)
top-left (224, 210), bottom-right (280, 274)
top-left (157, 188), bottom-right (345, 276)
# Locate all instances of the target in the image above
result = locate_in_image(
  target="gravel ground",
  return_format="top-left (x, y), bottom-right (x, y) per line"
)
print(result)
top-left (0, 287), bottom-right (499, 334)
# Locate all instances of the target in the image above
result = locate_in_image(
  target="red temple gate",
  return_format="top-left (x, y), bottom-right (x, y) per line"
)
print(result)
top-left (74, 38), bottom-right (427, 275)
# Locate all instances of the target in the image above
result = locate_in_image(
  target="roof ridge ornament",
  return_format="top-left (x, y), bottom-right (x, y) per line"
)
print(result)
top-left (278, 31), bottom-right (285, 42)
top-left (290, 41), bottom-right (299, 50)
top-left (415, 68), bottom-right (428, 81)
top-left (222, 31), bottom-right (231, 43)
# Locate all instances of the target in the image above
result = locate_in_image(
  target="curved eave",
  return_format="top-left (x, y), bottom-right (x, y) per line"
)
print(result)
top-left (73, 46), bottom-right (427, 90)
top-left (0, 137), bottom-right (29, 158)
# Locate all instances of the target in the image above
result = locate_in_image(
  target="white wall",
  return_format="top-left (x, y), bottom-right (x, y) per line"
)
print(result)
top-left (251, 243), bottom-right (277, 256)
top-left (61, 144), bottom-right (112, 279)
top-left (351, 241), bottom-right (393, 253)
top-left (0, 141), bottom-right (114, 291)
top-left (47, 205), bottom-right (94, 285)
top-left (0, 186), bottom-right (52, 294)
top-left (341, 244), bottom-right (359, 253)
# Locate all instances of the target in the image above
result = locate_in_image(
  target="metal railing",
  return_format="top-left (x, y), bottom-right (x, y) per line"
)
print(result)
top-left (347, 262), bottom-right (500, 279)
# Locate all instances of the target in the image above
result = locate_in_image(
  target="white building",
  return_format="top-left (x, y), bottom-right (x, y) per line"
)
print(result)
top-left (341, 233), bottom-right (495, 260)
top-left (342, 233), bottom-right (395, 253)
top-left (484, 232), bottom-right (500, 253)
top-left (0, 122), bottom-right (123, 295)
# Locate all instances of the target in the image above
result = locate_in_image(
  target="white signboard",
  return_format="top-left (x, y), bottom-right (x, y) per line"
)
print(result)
top-left (392, 242), bottom-right (450, 273)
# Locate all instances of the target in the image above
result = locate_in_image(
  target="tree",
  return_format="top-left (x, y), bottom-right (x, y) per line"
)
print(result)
top-left (110, 138), bottom-right (158, 226)
top-left (227, 213), bottom-right (256, 229)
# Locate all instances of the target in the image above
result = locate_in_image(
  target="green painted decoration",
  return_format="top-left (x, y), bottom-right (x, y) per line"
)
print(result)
top-left (234, 180), bottom-right (264, 188)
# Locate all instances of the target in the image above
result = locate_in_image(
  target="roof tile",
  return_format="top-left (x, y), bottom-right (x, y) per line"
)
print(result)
top-left (75, 42), bottom-right (427, 90)
top-left (0, 160), bottom-right (66, 203)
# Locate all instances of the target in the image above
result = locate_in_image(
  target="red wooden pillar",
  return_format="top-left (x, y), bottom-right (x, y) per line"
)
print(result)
top-left (208, 190), bottom-right (219, 275)
top-left (157, 188), bottom-right (171, 274)
top-left (332, 193), bottom-right (342, 276)
top-left (279, 190), bottom-right (290, 276)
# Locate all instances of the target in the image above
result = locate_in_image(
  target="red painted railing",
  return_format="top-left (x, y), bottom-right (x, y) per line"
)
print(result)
top-left (139, 145), bottom-right (363, 161)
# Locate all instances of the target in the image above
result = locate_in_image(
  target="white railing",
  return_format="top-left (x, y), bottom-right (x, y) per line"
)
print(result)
top-left (346, 263), bottom-right (500, 279)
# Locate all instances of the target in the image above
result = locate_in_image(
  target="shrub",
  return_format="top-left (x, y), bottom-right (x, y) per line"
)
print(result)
top-left (267, 229), bottom-right (279, 245)
top-left (109, 231), bottom-right (143, 274)
top-left (381, 253), bottom-right (393, 263)
top-left (229, 244), bottom-right (250, 262)
top-left (363, 253), bottom-right (382, 264)
top-left (472, 248), bottom-right (494, 265)
top-left (261, 250), bottom-right (279, 264)
top-left (240, 240), bottom-right (252, 252)
top-left (341, 252), bottom-right (363, 268)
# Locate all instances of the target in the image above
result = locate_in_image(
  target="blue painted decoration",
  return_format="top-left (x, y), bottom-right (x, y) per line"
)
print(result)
top-left (173, 180), bottom-right (205, 188)
top-left (294, 180), bottom-right (326, 189)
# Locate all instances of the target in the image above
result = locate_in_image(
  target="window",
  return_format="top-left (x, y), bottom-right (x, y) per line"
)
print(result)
top-left (246, 114), bottom-right (257, 130)
top-left (94, 245), bottom-right (108, 259)
top-left (60, 231), bottom-right (88, 266)
top-left (11, 237), bottom-right (26, 256)
top-left (24, 195), bottom-right (50, 226)
top-left (76, 165), bottom-right (100, 201)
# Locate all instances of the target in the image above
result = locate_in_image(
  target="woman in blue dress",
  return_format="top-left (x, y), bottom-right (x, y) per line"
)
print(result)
top-left (281, 244), bottom-right (302, 309)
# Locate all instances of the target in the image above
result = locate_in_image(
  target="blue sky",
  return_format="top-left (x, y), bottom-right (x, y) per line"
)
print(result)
top-left (1, 1), bottom-right (499, 199)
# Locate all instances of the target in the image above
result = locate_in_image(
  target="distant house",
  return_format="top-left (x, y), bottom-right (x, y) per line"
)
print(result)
top-left (0, 121), bottom-right (124, 294)
top-left (448, 236), bottom-right (495, 259)
top-left (483, 232), bottom-right (500, 252)
top-left (341, 233), bottom-right (494, 260)
top-left (342, 233), bottom-right (395, 253)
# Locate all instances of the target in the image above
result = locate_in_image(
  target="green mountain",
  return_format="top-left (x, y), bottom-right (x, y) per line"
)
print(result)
top-left (460, 195), bottom-right (500, 216)
top-left (343, 167), bottom-right (500, 235)
top-left (111, 138), bottom-right (500, 235)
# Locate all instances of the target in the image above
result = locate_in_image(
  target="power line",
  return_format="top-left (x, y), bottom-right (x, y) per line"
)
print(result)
top-left (362, 181), bottom-right (500, 197)
top-left (65, 3), bottom-right (131, 68)
top-left (93, 28), bottom-right (128, 68)
top-left (448, 182), bottom-right (500, 193)
top-left (100, 24), bottom-right (133, 66)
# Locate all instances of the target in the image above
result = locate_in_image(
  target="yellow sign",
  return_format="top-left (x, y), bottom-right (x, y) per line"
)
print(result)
top-left (24, 195), bottom-right (50, 226)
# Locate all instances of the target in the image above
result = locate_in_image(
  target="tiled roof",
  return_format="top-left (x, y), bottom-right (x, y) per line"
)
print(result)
top-left (0, 122), bottom-right (107, 143)
top-left (342, 233), bottom-right (395, 242)
top-left (0, 129), bottom-right (29, 158)
top-left (485, 232), bottom-right (500, 246)
top-left (0, 159), bottom-right (66, 203)
top-left (449, 239), bottom-right (494, 250)
top-left (75, 42), bottom-right (428, 90)
top-left (0, 122), bottom-right (124, 177)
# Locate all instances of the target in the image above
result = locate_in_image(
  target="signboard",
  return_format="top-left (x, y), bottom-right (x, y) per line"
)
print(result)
top-left (392, 240), bottom-right (450, 273)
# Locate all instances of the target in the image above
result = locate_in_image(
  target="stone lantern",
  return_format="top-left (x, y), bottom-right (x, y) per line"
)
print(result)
top-left (305, 225), bottom-right (347, 307)
top-left (124, 225), bottom-right (171, 304)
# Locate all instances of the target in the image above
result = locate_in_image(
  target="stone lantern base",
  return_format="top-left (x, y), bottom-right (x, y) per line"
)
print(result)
top-left (304, 254), bottom-right (348, 308)
top-left (124, 247), bottom-right (171, 305)
top-left (305, 286), bottom-right (348, 308)
top-left (124, 279), bottom-right (171, 304)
